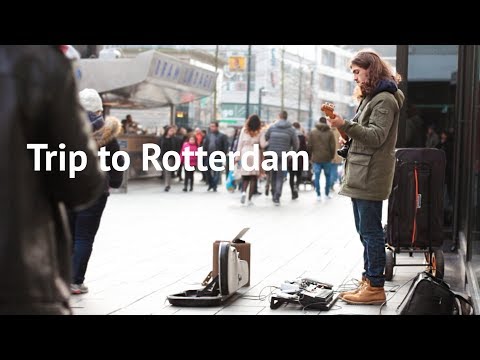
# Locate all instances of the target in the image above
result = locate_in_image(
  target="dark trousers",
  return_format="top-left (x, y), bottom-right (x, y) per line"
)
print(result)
top-left (184, 168), bottom-right (195, 190)
top-left (177, 164), bottom-right (183, 180)
top-left (241, 175), bottom-right (257, 201)
top-left (288, 161), bottom-right (304, 192)
top-left (69, 193), bottom-right (109, 285)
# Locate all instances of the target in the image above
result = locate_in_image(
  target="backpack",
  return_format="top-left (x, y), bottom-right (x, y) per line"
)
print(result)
top-left (397, 271), bottom-right (474, 315)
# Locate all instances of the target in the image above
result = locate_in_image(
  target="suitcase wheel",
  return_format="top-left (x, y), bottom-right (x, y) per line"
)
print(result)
top-left (385, 249), bottom-right (394, 281)
top-left (425, 248), bottom-right (445, 280)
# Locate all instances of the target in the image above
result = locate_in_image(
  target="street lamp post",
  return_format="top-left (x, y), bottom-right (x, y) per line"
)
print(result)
top-left (297, 63), bottom-right (303, 123)
top-left (258, 86), bottom-right (265, 119)
top-left (213, 45), bottom-right (219, 121)
top-left (246, 45), bottom-right (252, 119)
top-left (308, 67), bottom-right (315, 131)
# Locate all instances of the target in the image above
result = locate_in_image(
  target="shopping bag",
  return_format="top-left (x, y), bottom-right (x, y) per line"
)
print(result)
top-left (226, 171), bottom-right (235, 192)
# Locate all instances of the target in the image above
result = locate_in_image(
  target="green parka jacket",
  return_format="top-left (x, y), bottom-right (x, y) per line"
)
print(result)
top-left (339, 86), bottom-right (405, 201)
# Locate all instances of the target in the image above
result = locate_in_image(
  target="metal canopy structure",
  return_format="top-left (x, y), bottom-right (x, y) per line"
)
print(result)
top-left (77, 50), bottom-right (217, 108)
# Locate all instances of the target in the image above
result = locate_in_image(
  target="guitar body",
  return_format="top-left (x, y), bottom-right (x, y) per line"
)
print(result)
top-left (320, 103), bottom-right (348, 141)
top-left (321, 102), bottom-right (352, 159)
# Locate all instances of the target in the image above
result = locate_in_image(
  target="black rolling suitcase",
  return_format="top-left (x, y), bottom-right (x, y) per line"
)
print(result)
top-left (385, 148), bottom-right (446, 280)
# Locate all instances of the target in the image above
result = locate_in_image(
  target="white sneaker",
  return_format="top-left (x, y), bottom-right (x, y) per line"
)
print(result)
top-left (316, 195), bottom-right (322, 202)
top-left (247, 200), bottom-right (254, 206)
top-left (326, 194), bottom-right (333, 199)
top-left (240, 192), bottom-right (246, 204)
top-left (71, 283), bottom-right (89, 295)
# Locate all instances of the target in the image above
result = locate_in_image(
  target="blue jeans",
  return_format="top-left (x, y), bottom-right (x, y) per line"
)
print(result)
top-left (271, 157), bottom-right (285, 200)
top-left (352, 198), bottom-right (385, 287)
top-left (69, 193), bottom-right (109, 285)
top-left (313, 162), bottom-right (332, 196)
top-left (330, 163), bottom-right (340, 186)
top-left (206, 167), bottom-right (221, 190)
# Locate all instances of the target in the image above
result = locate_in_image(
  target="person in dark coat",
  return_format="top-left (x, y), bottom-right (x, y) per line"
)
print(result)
top-left (289, 122), bottom-right (308, 200)
top-left (264, 111), bottom-right (299, 205)
top-left (69, 88), bottom-right (124, 295)
top-left (159, 126), bottom-right (181, 192)
top-left (0, 45), bottom-right (104, 314)
top-left (203, 121), bottom-right (229, 192)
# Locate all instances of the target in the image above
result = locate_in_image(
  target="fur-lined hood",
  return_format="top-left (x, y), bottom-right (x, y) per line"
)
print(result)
top-left (92, 116), bottom-right (122, 148)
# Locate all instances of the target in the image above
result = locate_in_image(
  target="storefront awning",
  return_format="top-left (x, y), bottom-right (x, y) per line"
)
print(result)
top-left (77, 50), bottom-right (217, 108)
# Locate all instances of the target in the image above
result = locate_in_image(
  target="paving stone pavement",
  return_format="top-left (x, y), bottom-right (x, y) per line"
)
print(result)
top-left (70, 176), bottom-right (434, 315)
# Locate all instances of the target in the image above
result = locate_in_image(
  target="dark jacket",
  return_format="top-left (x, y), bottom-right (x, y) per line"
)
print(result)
top-left (264, 120), bottom-right (299, 155)
top-left (202, 131), bottom-right (229, 155)
top-left (0, 46), bottom-right (104, 314)
top-left (159, 135), bottom-right (182, 155)
top-left (297, 133), bottom-right (307, 153)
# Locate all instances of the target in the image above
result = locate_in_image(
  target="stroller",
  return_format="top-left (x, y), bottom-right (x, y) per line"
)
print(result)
top-left (300, 168), bottom-right (313, 190)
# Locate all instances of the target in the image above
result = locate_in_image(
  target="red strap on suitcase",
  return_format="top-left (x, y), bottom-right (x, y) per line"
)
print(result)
top-left (411, 166), bottom-right (419, 246)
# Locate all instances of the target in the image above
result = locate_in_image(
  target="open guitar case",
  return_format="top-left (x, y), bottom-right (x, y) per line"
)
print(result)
top-left (167, 241), bottom-right (249, 307)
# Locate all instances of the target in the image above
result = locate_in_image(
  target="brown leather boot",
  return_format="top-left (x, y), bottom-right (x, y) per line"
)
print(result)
top-left (342, 280), bottom-right (386, 305)
top-left (339, 276), bottom-right (367, 299)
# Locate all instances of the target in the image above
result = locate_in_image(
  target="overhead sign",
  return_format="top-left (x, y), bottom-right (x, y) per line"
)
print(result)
top-left (78, 50), bottom-right (218, 107)
top-left (151, 56), bottom-right (216, 92)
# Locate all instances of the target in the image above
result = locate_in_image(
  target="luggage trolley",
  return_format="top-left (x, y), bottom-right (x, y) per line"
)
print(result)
top-left (384, 148), bottom-right (446, 281)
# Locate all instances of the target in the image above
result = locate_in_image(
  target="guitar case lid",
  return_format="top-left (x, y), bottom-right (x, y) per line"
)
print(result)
top-left (167, 242), bottom-right (248, 307)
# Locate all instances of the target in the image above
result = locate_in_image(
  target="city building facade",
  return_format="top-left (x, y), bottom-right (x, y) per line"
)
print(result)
top-left (118, 45), bottom-right (356, 130)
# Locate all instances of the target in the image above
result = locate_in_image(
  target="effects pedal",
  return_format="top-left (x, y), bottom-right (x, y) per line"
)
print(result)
top-left (301, 277), bottom-right (334, 289)
top-left (270, 278), bottom-right (337, 311)
top-left (299, 287), bottom-right (335, 309)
